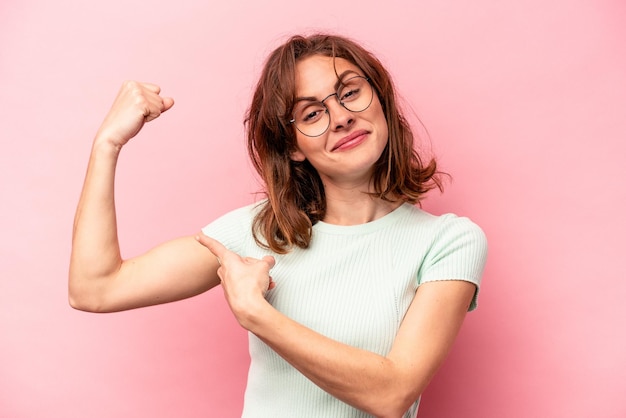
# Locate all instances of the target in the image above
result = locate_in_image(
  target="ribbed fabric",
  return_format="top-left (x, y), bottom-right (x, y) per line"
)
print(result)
top-left (202, 202), bottom-right (488, 418)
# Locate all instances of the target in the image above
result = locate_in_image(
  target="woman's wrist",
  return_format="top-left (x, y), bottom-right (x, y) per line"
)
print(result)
top-left (91, 134), bottom-right (123, 158)
top-left (234, 296), bottom-right (274, 332)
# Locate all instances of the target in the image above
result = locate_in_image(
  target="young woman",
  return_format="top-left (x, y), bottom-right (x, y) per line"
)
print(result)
top-left (69, 34), bottom-right (487, 418)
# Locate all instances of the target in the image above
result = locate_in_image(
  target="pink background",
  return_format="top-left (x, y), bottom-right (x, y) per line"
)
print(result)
top-left (1, 0), bottom-right (625, 417)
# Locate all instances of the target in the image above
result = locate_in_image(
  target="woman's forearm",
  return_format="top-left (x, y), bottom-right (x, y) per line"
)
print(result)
top-left (235, 281), bottom-right (474, 417)
top-left (69, 139), bottom-right (124, 307)
top-left (240, 301), bottom-right (425, 418)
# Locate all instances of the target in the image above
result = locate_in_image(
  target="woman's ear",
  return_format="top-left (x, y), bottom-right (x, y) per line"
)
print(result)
top-left (290, 149), bottom-right (306, 162)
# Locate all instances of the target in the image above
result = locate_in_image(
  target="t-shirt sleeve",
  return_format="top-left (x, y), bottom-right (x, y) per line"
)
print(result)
top-left (417, 214), bottom-right (488, 311)
top-left (201, 204), bottom-right (258, 255)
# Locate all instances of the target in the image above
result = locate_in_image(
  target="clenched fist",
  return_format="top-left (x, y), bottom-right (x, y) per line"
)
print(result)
top-left (95, 81), bottom-right (174, 148)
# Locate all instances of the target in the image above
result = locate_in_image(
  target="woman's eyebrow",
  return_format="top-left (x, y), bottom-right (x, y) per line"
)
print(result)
top-left (334, 70), bottom-right (360, 89)
top-left (294, 95), bottom-right (319, 104)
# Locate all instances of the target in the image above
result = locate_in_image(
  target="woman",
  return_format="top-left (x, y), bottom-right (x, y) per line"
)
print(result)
top-left (69, 34), bottom-right (487, 418)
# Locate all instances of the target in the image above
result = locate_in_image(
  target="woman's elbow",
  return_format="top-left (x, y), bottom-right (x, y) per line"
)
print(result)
top-left (68, 292), bottom-right (99, 312)
top-left (375, 398), bottom-right (420, 418)
top-left (372, 382), bottom-right (423, 418)
top-left (67, 279), bottom-right (106, 313)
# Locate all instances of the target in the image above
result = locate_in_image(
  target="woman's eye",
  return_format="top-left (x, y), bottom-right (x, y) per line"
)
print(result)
top-left (298, 104), bottom-right (325, 123)
top-left (303, 110), bottom-right (320, 122)
top-left (340, 88), bottom-right (360, 101)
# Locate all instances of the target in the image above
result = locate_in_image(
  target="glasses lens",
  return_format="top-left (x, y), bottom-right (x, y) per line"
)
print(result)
top-left (292, 102), bottom-right (330, 137)
top-left (291, 76), bottom-right (373, 137)
top-left (338, 76), bottom-right (373, 113)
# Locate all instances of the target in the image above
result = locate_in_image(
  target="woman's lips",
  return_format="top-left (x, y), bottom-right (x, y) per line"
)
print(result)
top-left (332, 130), bottom-right (368, 151)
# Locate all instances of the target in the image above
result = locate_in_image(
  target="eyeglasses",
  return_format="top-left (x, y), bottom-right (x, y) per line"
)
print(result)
top-left (289, 75), bottom-right (374, 137)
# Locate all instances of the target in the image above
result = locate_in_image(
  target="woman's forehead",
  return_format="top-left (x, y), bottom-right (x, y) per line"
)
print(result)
top-left (294, 56), bottom-right (362, 97)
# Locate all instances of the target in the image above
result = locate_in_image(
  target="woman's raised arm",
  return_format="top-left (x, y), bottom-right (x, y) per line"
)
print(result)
top-left (69, 81), bottom-right (220, 313)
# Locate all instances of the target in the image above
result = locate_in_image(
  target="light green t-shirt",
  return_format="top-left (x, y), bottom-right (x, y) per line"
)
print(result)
top-left (203, 202), bottom-right (487, 417)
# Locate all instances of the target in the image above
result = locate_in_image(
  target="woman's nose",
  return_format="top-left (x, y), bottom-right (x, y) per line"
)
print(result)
top-left (325, 98), bottom-right (355, 131)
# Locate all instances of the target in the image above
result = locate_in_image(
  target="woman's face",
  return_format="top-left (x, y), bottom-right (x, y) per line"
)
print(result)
top-left (290, 55), bottom-right (388, 187)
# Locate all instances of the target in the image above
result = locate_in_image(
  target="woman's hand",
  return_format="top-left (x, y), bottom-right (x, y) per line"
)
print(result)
top-left (195, 233), bottom-right (275, 327)
top-left (95, 81), bottom-right (174, 149)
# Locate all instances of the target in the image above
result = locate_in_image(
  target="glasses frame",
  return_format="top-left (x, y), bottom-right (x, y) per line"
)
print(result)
top-left (289, 76), bottom-right (374, 138)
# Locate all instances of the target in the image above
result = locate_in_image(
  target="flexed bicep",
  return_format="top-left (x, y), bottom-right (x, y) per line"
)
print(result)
top-left (71, 235), bottom-right (221, 313)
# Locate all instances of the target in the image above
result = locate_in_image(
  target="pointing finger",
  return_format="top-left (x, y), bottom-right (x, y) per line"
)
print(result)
top-left (195, 233), bottom-right (231, 262)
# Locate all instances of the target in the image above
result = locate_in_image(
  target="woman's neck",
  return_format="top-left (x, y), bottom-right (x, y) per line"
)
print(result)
top-left (321, 183), bottom-right (403, 225)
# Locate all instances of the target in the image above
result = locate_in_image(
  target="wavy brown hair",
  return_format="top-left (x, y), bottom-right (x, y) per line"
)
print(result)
top-left (245, 33), bottom-right (442, 254)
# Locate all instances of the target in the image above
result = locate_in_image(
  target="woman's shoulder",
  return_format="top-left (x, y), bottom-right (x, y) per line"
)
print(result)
top-left (399, 203), bottom-right (487, 244)
top-left (202, 200), bottom-right (266, 236)
top-left (400, 203), bottom-right (479, 226)
top-left (201, 200), bottom-right (268, 253)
